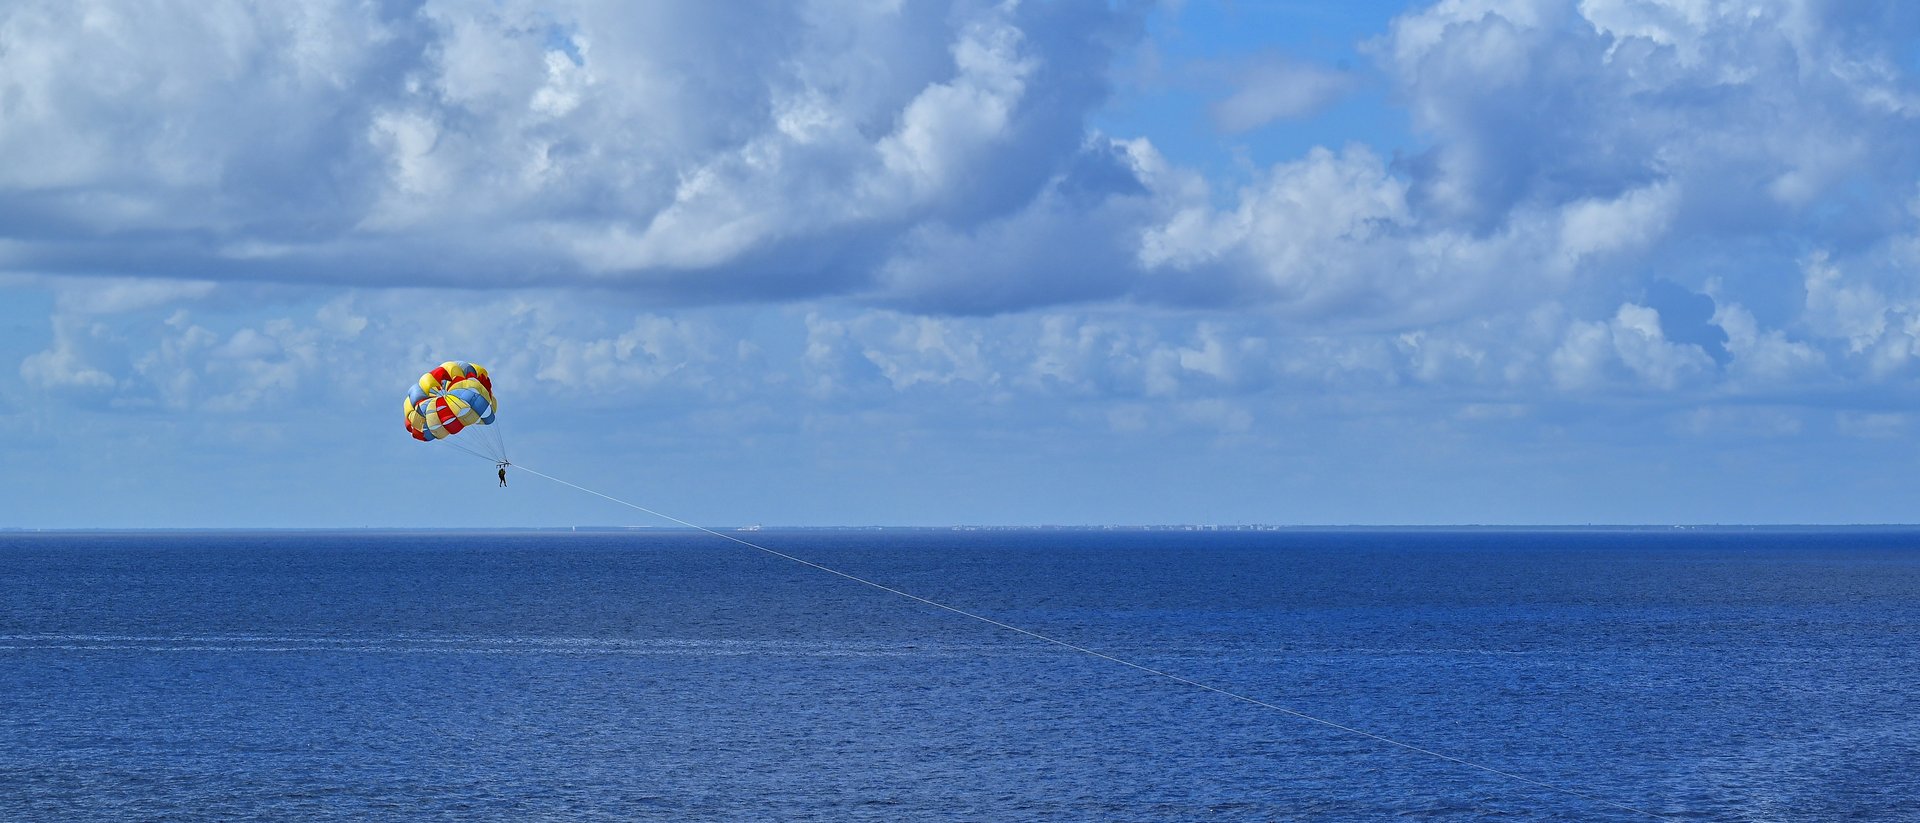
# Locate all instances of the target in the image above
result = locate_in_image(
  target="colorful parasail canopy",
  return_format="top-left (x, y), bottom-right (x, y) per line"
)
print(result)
top-left (404, 360), bottom-right (496, 442)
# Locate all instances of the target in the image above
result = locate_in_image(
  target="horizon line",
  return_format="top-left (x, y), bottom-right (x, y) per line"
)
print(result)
top-left (6, 523), bottom-right (1920, 533)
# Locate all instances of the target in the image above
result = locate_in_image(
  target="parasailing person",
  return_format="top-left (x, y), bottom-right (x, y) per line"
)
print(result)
top-left (403, 360), bottom-right (510, 477)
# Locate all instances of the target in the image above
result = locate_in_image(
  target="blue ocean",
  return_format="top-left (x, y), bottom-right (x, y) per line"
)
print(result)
top-left (2, 529), bottom-right (1915, 821)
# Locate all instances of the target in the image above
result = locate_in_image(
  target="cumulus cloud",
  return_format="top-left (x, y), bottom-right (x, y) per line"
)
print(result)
top-left (1406, 1), bottom-right (1920, 232)
top-left (1137, 144), bottom-right (1677, 325)
top-left (1711, 301), bottom-right (1824, 386)
top-left (1801, 253), bottom-right (1891, 353)
top-left (19, 317), bottom-right (117, 392)
top-left (1551, 303), bottom-right (1715, 391)
top-left (9, 0), bottom-right (1920, 438)
top-left (3, 268), bottom-right (1904, 493)
top-left (0, 0), bottom-right (1147, 311)
top-left (5, 0), bottom-right (1920, 342)
top-left (1611, 303), bottom-right (1715, 389)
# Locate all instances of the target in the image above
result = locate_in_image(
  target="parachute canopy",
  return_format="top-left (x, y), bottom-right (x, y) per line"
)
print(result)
top-left (404, 360), bottom-right (496, 443)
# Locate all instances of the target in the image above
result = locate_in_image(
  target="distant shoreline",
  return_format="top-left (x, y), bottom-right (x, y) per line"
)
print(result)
top-left (6, 524), bottom-right (1920, 534)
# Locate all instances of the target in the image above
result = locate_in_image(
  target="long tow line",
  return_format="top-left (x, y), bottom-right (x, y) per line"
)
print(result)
top-left (504, 461), bottom-right (1674, 821)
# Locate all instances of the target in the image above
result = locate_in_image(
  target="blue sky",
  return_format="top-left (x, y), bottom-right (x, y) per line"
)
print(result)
top-left (5, 0), bottom-right (1920, 528)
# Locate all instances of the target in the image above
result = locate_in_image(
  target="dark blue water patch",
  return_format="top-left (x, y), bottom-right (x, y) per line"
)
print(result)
top-left (1, 529), bottom-right (1916, 821)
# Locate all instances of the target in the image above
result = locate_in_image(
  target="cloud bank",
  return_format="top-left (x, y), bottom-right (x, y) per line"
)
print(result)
top-left (3, 1), bottom-right (1915, 322)
top-left (7, 0), bottom-right (1920, 525)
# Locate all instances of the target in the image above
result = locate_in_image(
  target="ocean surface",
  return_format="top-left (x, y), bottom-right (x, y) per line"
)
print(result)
top-left (1, 529), bottom-right (1915, 821)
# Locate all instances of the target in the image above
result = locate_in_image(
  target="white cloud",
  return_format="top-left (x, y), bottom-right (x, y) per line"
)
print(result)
top-left (1551, 303), bottom-right (1714, 391)
top-left (2, 0), bottom-right (1916, 349)
top-left (1801, 253), bottom-right (1891, 353)
top-left (1611, 303), bottom-right (1713, 389)
top-left (1712, 301), bottom-right (1825, 385)
top-left (1396, 330), bottom-right (1488, 384)
top-left (533, 314), bottom-right (717, 390)
top-left (870, 9), bottom-right (1036, 206)
top-left (1137, 145), bottom-right (1677, 326)
top-left (868, 317), bottom-right (1001, 391)
top-left (1139, 145), bottom-right (1414, 311)
top-left (1550, 318), bottom-right (1615, 391)
top-left (8, 0), bottom-right (1920, 447)
top-left (1377, 0), bottom-right (1920, 236)
top-left (19, 317), bottom-right (116, 392)
top-left (0, 0), bottom-right (1139, 307)
top-left (1556, 181), bottom-right (1679, 262)
top-left (1210, 58), bottom-right (1358, 133)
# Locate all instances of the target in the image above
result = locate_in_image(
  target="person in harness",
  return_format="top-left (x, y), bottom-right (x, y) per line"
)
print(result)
top-left (497, 462), bottom-right (509, 487)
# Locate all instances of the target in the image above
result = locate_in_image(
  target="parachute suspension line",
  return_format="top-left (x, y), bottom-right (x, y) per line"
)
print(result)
top-left (427, 423), bottom-right (506, 464)
top-left (478, 420), bottom-right (508, 465)
top-left (438, 436), bottom-right (500, 465)
top-left (509, 464), bottom-right (1675, 822)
